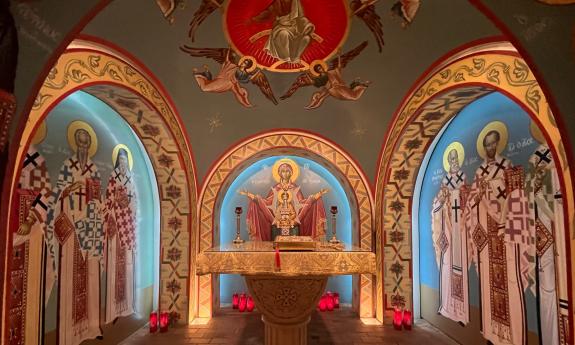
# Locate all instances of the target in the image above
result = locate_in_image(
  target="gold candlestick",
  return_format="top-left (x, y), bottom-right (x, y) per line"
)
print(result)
top-left (329, 206), bottom-right (340, 244)
top-left (233, 207), bottom-right (245, 244)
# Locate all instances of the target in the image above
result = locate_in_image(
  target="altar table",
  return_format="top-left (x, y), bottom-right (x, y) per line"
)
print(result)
top-left (196, 241), bottom-right (376, 345)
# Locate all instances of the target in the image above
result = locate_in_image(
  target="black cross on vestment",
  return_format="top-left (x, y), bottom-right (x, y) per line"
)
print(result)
top-left (535, 149), bottom-right (551, 165)
top-left (74, 188), bottom-right (86, 211)
top-left (492, 159), bottom-right (507, 177)
top-left (127, 190), bottom-right (134, 203)
top-left (496, 186), bottom-right (507, 200)
top-left (451, 199), bottom-right (461, 223)
top-left (82, 163), bottom-right (94, 176)
top-left (32, 193), bottom-right (48, 211)
top-left (24, 152), bottom-right (40, 168)
top-left (114, 171), bottom-right (122, 181)
top-left (445, 176), bottom-right (455, 189)
top-left (479, 165), bottom-right (490, 176)
top-left (69, 159), bottom-right (79, 171)
top-left (455, 172), bottom-right (464, 183)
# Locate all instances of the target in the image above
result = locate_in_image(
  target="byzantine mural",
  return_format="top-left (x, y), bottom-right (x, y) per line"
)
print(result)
top-left (158, 0), bottom-right (421, 109)
top-left (418, 92), bottom-right (570, 345)
top-left (6, 91), bottom-right (160, 345)
top-left (218, 156), bottom-right (353, 305)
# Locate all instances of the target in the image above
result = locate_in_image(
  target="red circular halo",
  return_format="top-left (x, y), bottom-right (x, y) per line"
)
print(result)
top-left (224, 0), bottom-right (350, 73)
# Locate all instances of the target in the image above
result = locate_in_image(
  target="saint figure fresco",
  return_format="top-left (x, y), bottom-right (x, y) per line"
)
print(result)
top-left (105, 145), bottom-right (137, 323)
top-left (240, 158), bottom-right (328, 241)
top-left (48, 121), bottom-right (104, 345)
top-left (7, 123), bottom-right (52, 345)
top-left (431, 142), bottom-right (470, 324)
top-left (467, 121), bottom-right (532, 345)
top-left (527, 122), bottom-right (570, 345)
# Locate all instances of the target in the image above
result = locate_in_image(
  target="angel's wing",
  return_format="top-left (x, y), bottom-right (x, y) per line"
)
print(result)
top-left (250, 70), bottom-right (278, 105)
top-left (329, 41), bottom-right (369, 71)
top-left (279, 73), bottom-right (315, 100)
top-left (179, 46), bottom-right (233, 65)
top-left (351, 0), bottom-right (384, 52)
top-left (189, 0), bottom-right (223, 42)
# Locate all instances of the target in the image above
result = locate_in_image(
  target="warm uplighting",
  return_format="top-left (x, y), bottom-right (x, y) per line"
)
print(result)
top-left (232, 293), bottom-right (239, 309)
top-left (239, 294), bottom-right (247, 312)
top-left (159, 312), bottom-right (169, 332)
top-left (247, 295), bottom-right (255, 312)
top-left (149, 311), bottom-right (158, 333)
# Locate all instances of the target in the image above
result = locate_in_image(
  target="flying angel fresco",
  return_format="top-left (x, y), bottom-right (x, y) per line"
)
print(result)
top-left (280, 41), bottom-right (370, 110)
top-left (179, 46), bottom-right (278, 108)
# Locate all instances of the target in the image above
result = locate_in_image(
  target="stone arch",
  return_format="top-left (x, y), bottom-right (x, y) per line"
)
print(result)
top-left (3, 40), bottom-right (197, 324)
top-left (194, 131), bottom-right (379, 321)
top-left (375, 41), bottom-right (574, 328)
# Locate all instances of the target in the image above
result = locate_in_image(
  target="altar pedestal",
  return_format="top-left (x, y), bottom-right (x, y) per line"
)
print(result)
top-left (245, 275), bottom-right (327, 345)
top-left (196, 241), bottom-right (376, 345)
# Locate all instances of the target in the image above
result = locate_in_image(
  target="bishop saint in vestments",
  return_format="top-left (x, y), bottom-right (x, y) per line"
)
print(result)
top-left (431, 143), bottom-right (470, 324)
top-left (105, 147), bottom-right (136, 323)
top-left (49, 124), bottom-right (104, 345)
top-left (467, 123), bottom-right (531, 345)
top-left (8, 144), bottom-right (52, 345)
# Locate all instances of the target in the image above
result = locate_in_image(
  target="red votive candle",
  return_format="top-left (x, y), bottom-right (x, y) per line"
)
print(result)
top-left (160, 312), bottom-right (169, 332)
top-left (403, 309), bottom-right (412, 331)
top-left (333, 292), bottom-right (340, 308)
top-left (232, 293), bottom-right (239, 309)
top-left (247, 295), bottom-right (255, 312)
top-left (319, 295), bottom-right (327, 312)
top-left (393, 308), bottom-right (403, 330)
top-left (239, 294), bottom-right (247, 312)
top-left (149, 311), bottom-right (158, 333)
top-left (326, 294), bottom-right (334, 311)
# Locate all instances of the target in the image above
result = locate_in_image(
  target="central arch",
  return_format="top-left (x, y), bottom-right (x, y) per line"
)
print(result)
top-left (194, 130), bottom-right (379, 321)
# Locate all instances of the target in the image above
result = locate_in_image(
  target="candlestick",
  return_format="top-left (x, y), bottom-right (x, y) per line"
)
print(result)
top-left (329, 206), bottom-right (340, 244)
top-left (233, 207), bottom-right (244, 244)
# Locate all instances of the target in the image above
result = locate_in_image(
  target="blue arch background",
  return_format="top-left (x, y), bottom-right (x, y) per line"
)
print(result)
top-left (219, 155), bottom-right (354, 305)
top-left (418, 92), bottom-right (542, 332)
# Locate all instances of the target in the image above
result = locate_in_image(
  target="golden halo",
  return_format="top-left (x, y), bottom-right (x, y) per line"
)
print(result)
top-left (67, 120), bottom-right (98, 158)
top-left (530, 120), bottom-right (547, 145)
top-left (238, 56), bottom-right (258, 73)
top-left (31, 121), bottom-right (47, 145)
top-left (442, 141), bottom-right (465, 173)
top-left (272, 158), bottom-right (300, 183)
top-left (309, 60), bottom-right (328, 77)
top-left (476, 121), bottom-right (508, 160)
top-left (112, 144), bottom-right (134, 171)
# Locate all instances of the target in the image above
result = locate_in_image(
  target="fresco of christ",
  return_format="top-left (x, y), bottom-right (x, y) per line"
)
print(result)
top-left (251, 0), bottom-right (315, 63)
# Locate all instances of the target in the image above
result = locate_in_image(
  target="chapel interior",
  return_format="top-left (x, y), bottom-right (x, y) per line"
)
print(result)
top-left (1, 1), bottom-right (575, 345)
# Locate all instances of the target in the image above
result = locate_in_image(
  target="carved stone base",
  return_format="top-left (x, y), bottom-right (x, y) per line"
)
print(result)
top-left (244, 275), bottom-right (328, 345)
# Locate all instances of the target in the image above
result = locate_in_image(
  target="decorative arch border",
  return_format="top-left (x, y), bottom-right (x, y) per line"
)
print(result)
top-left (3, 44), bottom-right (198, 324)
top-left (375, 44), bottom-right (574, 331)
top-left (194, 130), bottom-right (379, 320)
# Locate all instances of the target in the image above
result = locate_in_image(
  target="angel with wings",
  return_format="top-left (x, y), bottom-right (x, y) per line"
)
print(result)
top-left (391, 0), bottom-right (421, 28)
top-left (180, 46), bottom-right (278, 108)
top-left (280, 41), bottom-right (370, 110)
top-left (350, 0), bottom-right (384, 52)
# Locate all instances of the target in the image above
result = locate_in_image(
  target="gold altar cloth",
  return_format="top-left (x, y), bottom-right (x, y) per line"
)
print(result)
top-left (196, 241), bottom-right (376, 276)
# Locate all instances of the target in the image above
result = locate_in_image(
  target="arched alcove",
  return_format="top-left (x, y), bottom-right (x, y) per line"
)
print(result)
top-left (195, 131), bottom-right (378, 321)
top-left (2, 38), bottom-right (198, 345)
top-left (375, 41), bottom-right (573, 338)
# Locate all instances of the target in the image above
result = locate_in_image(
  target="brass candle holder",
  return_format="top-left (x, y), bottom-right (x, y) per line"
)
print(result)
top-left (233, 207), bottom-right (245, 244)
top-left (329, 206), bottom-right (340, 244)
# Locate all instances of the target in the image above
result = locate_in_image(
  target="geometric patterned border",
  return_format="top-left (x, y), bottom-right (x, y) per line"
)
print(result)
top-left (6, 48), bottom-right (197, 324)
top-left (375, 50), bottom-right (574, 318)
top-left (195, 131), bottom-right (378, 320)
